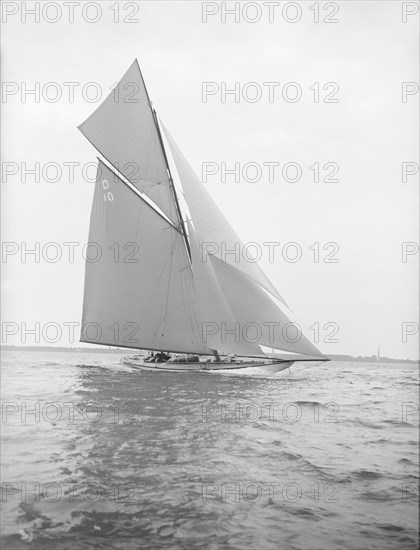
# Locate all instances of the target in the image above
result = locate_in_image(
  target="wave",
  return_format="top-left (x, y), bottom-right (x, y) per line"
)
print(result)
top-left (350, 469), bottom-right (383, 481)
top-left (281, 451), bottom-right (303, 460)
top-left (352, 419), bottom-right (384, 430)
top-left (293, 400), bottom-right (322, 407)
top-left (356, 489), bottom-right (396, 502)
top-left (377, 524), bottom-right (408, 533)
top-left (398, 457), bottom-right (414, 464)
top-left (382, 418), bottom-right (414, 426)
top-left (293, 507), bottom-right (322, 521)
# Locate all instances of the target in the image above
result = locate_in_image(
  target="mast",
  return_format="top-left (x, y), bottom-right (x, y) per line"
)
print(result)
top-left (152, 108), bottom-right (191, 261)
top-left (135, 60), bottom-right (191, 261)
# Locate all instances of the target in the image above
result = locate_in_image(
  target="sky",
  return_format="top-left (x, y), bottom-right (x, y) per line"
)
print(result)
top-left (1, 1), bottom-right (419, 359)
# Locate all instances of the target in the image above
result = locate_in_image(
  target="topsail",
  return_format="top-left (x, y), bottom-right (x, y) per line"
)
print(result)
top-left (78, 60), bottom-right (179, 225)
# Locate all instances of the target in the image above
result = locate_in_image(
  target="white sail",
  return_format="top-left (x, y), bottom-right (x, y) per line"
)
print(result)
top-left (78, 60), bottom-right (179, 225)
top-left (81, 160), bottom-right (211, 354)
top-left (187, 220), bottom-right (263, 357)
top-left (162, 124), bottom-right (289, 308)
top-left (208, 254), bottom-right (324, 357)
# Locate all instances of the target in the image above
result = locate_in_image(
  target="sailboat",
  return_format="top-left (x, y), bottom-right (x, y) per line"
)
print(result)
top-left (78, 60), bottom-right (328, 374)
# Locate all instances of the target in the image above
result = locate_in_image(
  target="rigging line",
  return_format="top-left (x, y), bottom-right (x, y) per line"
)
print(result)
top-left (134, 178), bottom-right (171, 188)
top-left (147, 181), bottom-right (172, 189)
top-left (174, 237), bottom-right (203, 349)
top-left (146, 228), bottom-right (183, 340)
top-left (140, 229), bottom-right (181, 337)
top-left (160, 230), bottom-right (177, 337)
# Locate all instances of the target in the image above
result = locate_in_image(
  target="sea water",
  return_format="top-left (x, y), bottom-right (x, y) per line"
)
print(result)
top-left (1, 350), bottom-right (418, 549)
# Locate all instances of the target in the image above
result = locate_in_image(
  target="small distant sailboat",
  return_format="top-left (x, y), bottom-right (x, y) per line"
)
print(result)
top-left (78, 60), bottom-right (328, 374)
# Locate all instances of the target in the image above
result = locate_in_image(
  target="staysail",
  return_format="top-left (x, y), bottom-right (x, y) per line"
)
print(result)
top-left (186, 219), bottom-right (323, 358)
top-left (207, 254), bottom-right (322, 357)
top-left (187, 220), bottom-right (263, 357)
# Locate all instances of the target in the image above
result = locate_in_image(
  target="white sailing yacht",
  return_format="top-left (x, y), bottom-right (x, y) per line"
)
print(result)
top-left (78, 60), bottom-right (328, 374)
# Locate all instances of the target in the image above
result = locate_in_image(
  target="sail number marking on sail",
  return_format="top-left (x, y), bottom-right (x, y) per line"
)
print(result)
top-left (102, 179), bottom-right (113, 202)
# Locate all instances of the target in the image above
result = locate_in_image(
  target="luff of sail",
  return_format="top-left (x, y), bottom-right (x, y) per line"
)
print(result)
top-left (78, 60), bottom-right (179, 226)
top-left (80, 159), bottom-right (211, 354)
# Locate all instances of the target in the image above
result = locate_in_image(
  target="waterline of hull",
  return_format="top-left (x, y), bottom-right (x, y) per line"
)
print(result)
top-left (122, 358), bottom-right (294, 374)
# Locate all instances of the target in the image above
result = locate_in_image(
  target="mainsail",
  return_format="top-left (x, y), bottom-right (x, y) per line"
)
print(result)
top-left (187, 220), bottom-right (263, 357)
top-left (81, 160), bottom-right (210, 354)
top-left (79, 59), bottom-right (326, 361)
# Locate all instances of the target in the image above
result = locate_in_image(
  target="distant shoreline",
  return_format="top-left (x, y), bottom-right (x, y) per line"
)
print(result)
top-left (1, 346), bottom-right (418, 364)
